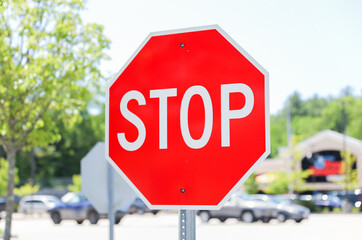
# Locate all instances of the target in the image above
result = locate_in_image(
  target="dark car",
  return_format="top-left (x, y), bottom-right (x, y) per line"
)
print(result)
top-left (0, 197), bottom-right (5, 220)
top-left (298, 193), bottom-right (343, 212)
top-left (197, 193), bottom-right (278, 223)
top-left (331, 189), bottom-right (362, 210)
top-left (313, 193), bottom-right (342, 211)
top-left (48, 193), bottom-right (126, 224)
top-left (127, 198), bottom-right (159, 215)
top-left (0, 197), bottom-right (6, 212)
top-left (270, 195), bottom-right (310, 223)
top-left (0, 195), bottom-right (21, 212)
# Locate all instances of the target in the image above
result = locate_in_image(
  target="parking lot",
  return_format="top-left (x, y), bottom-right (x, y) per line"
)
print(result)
top-left (1, 212), bottom-right (361, 240)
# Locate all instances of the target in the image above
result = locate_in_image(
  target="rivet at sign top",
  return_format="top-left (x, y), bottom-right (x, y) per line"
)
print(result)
top-left (180, 188), bottom-right (185, 193)
top-left (180, 43), bottom-right (185, 48)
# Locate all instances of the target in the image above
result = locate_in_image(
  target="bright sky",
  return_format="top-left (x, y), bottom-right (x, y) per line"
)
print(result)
top-left (82, 0), bottom-right (362, 114)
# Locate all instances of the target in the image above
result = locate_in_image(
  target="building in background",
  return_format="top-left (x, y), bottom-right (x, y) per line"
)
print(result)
top-left (256, 130), bottom-right (362, 192)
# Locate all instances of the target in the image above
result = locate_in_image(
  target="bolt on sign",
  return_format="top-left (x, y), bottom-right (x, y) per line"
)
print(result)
top-left (106, 25), bottom-right (270, 210)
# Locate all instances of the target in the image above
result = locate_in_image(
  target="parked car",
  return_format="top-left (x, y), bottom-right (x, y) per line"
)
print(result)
top-left (330, 189), bottom-right (362, 210)
top-left (298, 193), bottom-right (342, 212)
top-left (197, 193), bottom-right (278, 223)
top-left (313, 193), bottom-right (342, 211)
top-left (0, 195), bottom-right (21, 212)
top-left (18, 195), bottom-right (61, 215)
top-left (0, 197), bottom-right (5, 220)
top-left (127, 198), bottom-right (159, 215)
top-left (270, 195), bottom-right (310, 223)
top-left (0, 197), bottom-right (6, 213)
top-left (48, 193), bottom-right (126, 224)
top-left (249, 194), bottom-right (283, 221)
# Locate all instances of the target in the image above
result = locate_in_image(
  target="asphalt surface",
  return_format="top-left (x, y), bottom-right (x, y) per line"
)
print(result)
top-left (1, 212), bottom-right (361, 240)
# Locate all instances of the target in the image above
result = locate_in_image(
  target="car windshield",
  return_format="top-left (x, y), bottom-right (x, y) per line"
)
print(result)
top-left (270, 197), bottom-right (292, 204)
top-left (235, 194), bottom-right (253, 201)
top-left (48, 198), bottom-right (62, 204)
top-left (67, 195), bottom-right (87, 204)
top-left (249, 195), bottom-right (271, 202)
top-left (328, 196), bottom-right (340, 202)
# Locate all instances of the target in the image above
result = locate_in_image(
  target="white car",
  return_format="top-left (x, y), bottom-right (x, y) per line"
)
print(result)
top-left (197, 193), bottom-right (278, 223)
top-left (252, 194), bottom-right (310, 223)
top-left (18, 195), bottom-right (62, 215)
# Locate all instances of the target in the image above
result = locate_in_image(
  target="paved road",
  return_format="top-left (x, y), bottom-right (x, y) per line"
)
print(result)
top-left (1, 212), bottom-right (361, 240)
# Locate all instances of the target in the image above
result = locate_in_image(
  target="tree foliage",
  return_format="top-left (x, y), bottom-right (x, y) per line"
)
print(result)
top-left (264, 172), bottom-right (289, 195)
top-left (243, 173), bottom-right (259, 194)
top-left (264, 167), bottom-right (312, 195)
top-left (0, 0), bottom-right (109, 152)
top-left (14, 183), bottom-right (40, 197)
top-left (15, 108), bottom-right (105, 184)
top-left (270, 89), bottom-right (362, 157)
top-left (0, 0), bottom-right (110, 238)
top-left (340, 151), bottom-right (358, 191)
top-left (67, 174), bottom-right (81, 192)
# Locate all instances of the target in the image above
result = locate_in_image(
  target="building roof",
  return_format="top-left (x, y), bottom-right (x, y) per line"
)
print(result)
top-left (254, 129), bottom-right (362, 191)
top-left (255, 158), bottom-right (288, 174)
top-left (296, 129), bottom-right (362, 158)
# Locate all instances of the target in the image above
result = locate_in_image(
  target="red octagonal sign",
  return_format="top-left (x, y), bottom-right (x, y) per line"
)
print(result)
top-left (106, 25), bottom-right (270, 210)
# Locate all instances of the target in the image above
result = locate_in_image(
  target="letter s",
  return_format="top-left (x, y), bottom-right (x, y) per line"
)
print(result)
top-left (117, 91), bottom-right (146, 151)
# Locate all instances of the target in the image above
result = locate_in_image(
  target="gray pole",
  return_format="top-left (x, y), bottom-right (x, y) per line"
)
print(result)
top-left (341, 101), bottom-right (346, 152)
top-left (341, 101), bottom-right (348, 190)
top-left (107, 164), bottom-right (114, 240)
top-left (179, 210), bottom-right (196, 240)
top-left (286, 106), bottom-right (292, 149)
top-left (286, 106), bottom-right (294, 194)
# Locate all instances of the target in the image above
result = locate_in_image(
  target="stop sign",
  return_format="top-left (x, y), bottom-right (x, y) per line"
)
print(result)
top-left (106, 25), bottom-right (269, 210)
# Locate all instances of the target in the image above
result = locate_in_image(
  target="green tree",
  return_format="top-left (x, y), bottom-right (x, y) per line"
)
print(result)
top-left (345, 97), bottom-right (362, 140)
top-left (289, 152), bottom-right (313, 193)
top-left (303, 94), bottom-right (329, 117)
top-left (270, 115), bottom-right (287, 157)
top-left (14, 183), bottom-right (40, 197)
top-left (0, 1), bottom-right (110, 238)
top-left (15, 109), bottom-right (105, 185)
top-left (340, 151), bottom-right (358, 191)
top-left (270, 92), bottom-right (331, 158)
top-left (320, 100), bottom-right (346, 133)
top-left (43, 109), bottom-right (105, 178)
top-left (276, 91), bottom-right (362, 148)
top-left (266, 150), bottom-right (312, 195)
top-left (263, 170), bottom-right (311, 195)
top-left (243, 173), bottom-right (259, 194)
top-left (67, 174), bottom-right (81, 192)
top-left (286, 91), bottom-right (306, 116)
top-left (264, 172), bottom-right (289, 195)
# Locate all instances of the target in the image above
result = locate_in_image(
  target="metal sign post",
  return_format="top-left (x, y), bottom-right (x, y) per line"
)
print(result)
top-left (179, 210), bottom-right (196, 240)
top-left (107, 164), bottom-right (114, 240)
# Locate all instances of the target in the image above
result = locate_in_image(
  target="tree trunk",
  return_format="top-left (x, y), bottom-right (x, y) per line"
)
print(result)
top-left (4, 146), bottom-right (17, 240)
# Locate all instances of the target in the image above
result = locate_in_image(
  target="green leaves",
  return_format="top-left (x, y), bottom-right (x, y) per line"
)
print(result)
top-left (244, 173), bottom-right (259, 194)
top-left (270, 91), bottom-right (362, 157)
top-left (0, 0), bottom-right (110, 152)
top-left (67, 174), bottom-right (81, 192)
top-left (264, 172), bottom-right (290, 195)
top-left (14, 183), bottom-right (40, 197)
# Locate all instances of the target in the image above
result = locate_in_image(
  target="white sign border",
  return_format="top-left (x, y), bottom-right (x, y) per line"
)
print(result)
top-left (105, 25), bottom-right (270, 210)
